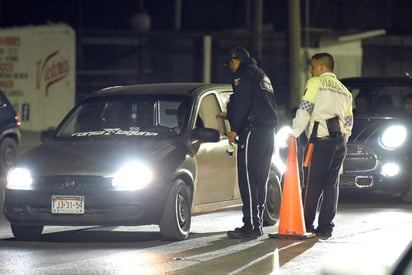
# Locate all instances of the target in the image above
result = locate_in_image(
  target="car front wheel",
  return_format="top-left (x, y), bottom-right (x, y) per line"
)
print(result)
top-left (11, 224), bottom-right (43, 241)
top-left (263, 168), bottom-right (282, 226)
top-left (159, 179), bottom-right (192, 241)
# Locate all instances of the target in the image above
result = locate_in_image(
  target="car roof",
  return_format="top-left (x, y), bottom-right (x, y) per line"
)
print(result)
top-left (87, 83), bottom-right (232, 99)
top-left (341, 76), bottom-right (412, 87)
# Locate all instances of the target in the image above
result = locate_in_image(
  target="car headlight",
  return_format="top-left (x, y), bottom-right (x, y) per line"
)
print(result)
top-left (112, 162), bottom-right (154, 190)
top-left (276, 125), bottom-right (292, 149)
top-left (380, 125), bottom-right (407, 149)
top-left (6, 167), bottom-right (33, 189)
top-left (381, 162), bottom-right (400, 177)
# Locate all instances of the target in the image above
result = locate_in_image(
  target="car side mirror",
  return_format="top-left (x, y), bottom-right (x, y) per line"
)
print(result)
top-left (192, 128), bottom-right (220, 143)
top-left (41, 128), bottom-right (56, 143)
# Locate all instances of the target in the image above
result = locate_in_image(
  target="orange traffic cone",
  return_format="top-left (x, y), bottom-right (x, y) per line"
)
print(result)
top-left (268, 136), bottom-right (315, 239)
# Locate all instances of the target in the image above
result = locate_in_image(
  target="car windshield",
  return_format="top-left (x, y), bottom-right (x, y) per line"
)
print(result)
top-left (349, 84), bottom-right (412, 115)
top-left (56, 95), bottom-right (192, 138)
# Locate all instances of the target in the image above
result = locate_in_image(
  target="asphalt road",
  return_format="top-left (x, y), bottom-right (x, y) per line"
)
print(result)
top-left (1, 186), bottom-right (411, 274)
top-left (0, 131), bottom-right (411, 274)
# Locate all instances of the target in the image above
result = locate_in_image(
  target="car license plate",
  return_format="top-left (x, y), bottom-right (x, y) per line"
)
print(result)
top-left (51, 195), bottom-right (84, 214)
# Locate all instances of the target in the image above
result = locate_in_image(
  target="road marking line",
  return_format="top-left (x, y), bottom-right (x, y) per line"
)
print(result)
top-left (228, 241), bottom-right (304, 275)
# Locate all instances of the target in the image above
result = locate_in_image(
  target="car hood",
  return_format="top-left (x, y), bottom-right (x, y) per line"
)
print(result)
top-left (350, 115), bottom-right (411, 143)
top-left (16, 138), bottom-right (187, 177)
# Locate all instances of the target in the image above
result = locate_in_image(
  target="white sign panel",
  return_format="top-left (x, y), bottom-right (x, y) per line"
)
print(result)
top-left (0, 24), bottom-right (75, 131)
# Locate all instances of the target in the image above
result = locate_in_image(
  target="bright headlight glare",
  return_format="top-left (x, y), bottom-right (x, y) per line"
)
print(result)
top-left (6, 167), bottom-right (33, 189)
top-left (380, 125), bottom-right (407, 149)
top-left (381, 162), bottom-right (400, 177)
top-left (112, 162), bottom-right (153, 190)
top-left (276, 126), bottom-right (292, 148)
top-left (272, 155), bottom-right (286, 175)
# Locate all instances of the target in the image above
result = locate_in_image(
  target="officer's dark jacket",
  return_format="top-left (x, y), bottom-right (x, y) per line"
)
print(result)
top-left (227, 58), bottom-right (278, 134)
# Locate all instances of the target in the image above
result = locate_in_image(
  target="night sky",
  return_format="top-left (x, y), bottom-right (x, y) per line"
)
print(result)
top-left (0, 0), bottom-right (410, 35)
top-left (0, 0), bottom-right (255, 31)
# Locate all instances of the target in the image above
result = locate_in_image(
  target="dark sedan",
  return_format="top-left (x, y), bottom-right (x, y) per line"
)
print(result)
top-left (3, 83), bottom-right (283, 241)
top-left (340, 76), bottom-right (412, 203)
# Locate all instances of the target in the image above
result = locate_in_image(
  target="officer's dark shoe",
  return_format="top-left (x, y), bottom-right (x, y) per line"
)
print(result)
top-left (233, 225), bottom-right (252, 233)
top-left (306, 225), bottom-right (315, 233)
top-left (314, 228), bottom-right (332, 238)
top-left (227, 227), bottom-right (263, 239)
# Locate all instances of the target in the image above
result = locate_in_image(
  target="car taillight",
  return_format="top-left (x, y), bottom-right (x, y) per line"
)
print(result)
top-left (15, 113), bottom-right (21, 126)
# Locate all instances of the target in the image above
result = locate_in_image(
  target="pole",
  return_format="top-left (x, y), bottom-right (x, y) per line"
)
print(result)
top-left (252, 0), bottom-right (263, 61)
top-left (304, 0), bottom-right (310, 82)
top-left (174, 0), bottom-right (182, 31)
top-left (288, 0), bottom-right (302, 111)
top-left (203, 35), bottom-right (212, 83)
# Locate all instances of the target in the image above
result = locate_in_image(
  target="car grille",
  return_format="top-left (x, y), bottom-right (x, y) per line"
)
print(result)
top-left (343, 144), bottom-right (378, 173)
top-left (36, 175), bottom-right (112, 190)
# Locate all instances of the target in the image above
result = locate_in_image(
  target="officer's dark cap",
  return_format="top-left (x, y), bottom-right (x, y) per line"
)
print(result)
top-left (226, 47), bottom-right (250, 65)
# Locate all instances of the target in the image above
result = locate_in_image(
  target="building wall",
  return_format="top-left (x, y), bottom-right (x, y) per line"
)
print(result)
top-left (75, 31), bottom-right (412, 111)
top-left (362, 36), bottom-right (412, 76)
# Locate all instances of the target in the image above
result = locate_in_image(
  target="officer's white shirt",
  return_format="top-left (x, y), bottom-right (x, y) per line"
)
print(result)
top-left (292, 72), bottom-right (353, 140)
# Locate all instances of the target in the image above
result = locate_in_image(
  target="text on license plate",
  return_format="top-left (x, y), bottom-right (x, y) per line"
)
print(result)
top-left (51, 195), bottom-right (84, 214)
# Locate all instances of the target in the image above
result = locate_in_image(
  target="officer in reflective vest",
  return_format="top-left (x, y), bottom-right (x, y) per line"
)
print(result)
top-left (291, 52), bottom-right (353, 237)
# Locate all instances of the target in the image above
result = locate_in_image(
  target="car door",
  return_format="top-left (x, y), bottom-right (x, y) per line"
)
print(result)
top-left (193, 92), bottom-right (238, 207)
top-left (217, 90), bottom-right (242, 201)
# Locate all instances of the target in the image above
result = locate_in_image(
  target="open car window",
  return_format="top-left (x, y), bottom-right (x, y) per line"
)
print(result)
top-left (56, 95), bottom-right (192, 138)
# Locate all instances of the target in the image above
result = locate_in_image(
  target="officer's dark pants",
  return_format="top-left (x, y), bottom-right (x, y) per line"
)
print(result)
top-left (237, 127), bottom-right (274, 230)
top-left (302, 135), bottom-right (347, 233)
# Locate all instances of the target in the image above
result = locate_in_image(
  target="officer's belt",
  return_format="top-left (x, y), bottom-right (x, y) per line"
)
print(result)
top-left (316, 133), bottom-right (342, 140)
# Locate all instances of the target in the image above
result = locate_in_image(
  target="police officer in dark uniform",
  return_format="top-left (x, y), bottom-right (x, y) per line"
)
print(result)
top-left (217, 47), bottom-right (279, 239)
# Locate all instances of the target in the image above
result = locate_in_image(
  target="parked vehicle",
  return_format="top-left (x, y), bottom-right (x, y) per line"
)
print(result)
top-left (3, 83), bottom-right (283, 241)
top-left (0, 90), bottom-right (20, 175)
top-left (276, 76), bottom-right (412, 203)
top-left (339, 76), bottom-right (412, 203)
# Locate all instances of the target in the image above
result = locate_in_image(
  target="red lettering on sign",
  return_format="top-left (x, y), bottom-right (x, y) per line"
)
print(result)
top-left (0, 36), bottom-right (20, 46)
top-left (0, 80), bottom-right (13, 89)
top-left (36, 50), bottom-right (70, 96)
top-left (0, 63), bottom-right (13, 72)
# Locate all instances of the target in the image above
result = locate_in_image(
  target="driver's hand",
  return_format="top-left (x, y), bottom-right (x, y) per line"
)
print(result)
top-left (228, 130), bottom-right (237, 145)
top-left (216, 112), bottom-right (227, 120)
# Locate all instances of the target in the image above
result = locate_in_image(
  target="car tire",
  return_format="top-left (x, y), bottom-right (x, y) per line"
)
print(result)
top-left (0, 137), bottom-right (18, 175)
top-left (263, 168), bottom-right (282, 226)
top-left (159, 179), bottom-right (191, 241)
top-left (11, 224), bottom-right (43, 241)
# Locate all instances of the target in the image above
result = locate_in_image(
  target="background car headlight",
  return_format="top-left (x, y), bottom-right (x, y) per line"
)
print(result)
top-left (380, 125), bottom-right (407, 149)
top-left (276, 125), bottom-right (292, 149)
top-left (381, 162), bottom-right (400, 177)
top-left (112, 162), bottom-right (154, 190)
top-left (6, 167), bottom-right (33, 189)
